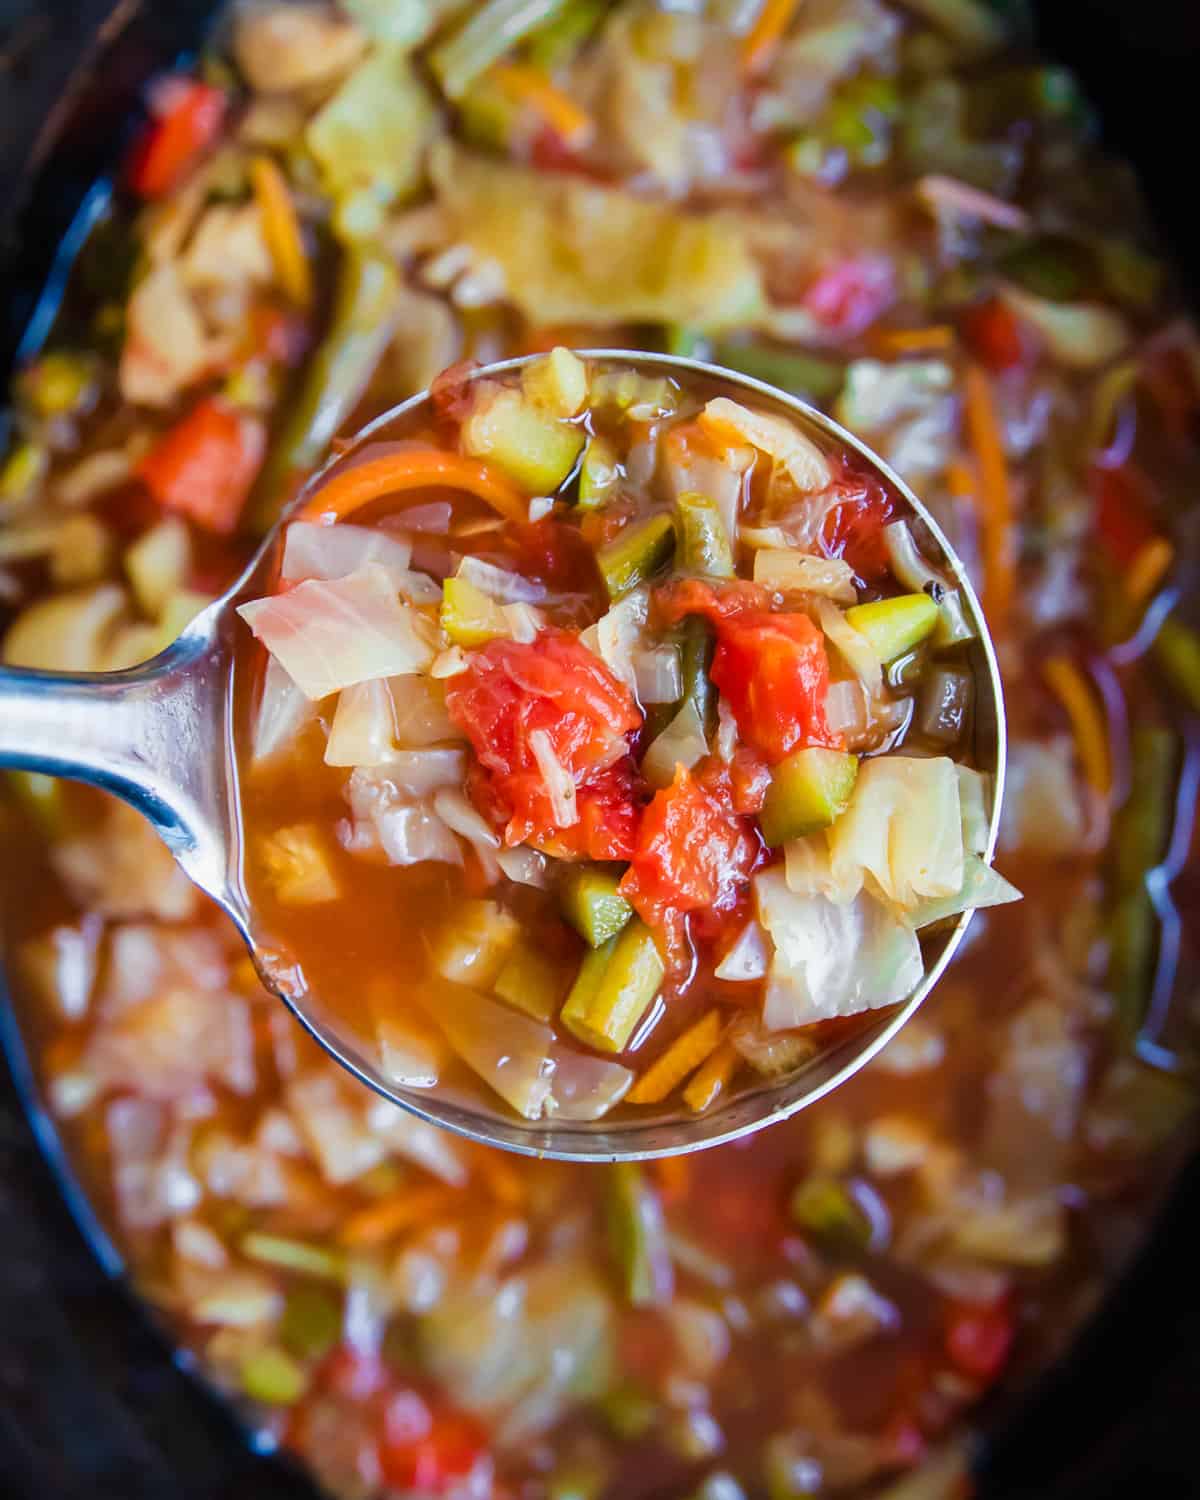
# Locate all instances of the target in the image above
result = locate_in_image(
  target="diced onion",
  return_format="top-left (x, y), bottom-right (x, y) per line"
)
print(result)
top-left (381, 750), bottom-right (468, 797)
top-left (641, 699), bottom-right (708, 789)
top-left (714, 922), bottom-right (769, 981)
top-left (282, 520), bottom-right (412, 583)
top-left (753, 548), bottom-right (857, 602)
top-left (389, 502), bottom-right (452, 533)
top-left (739, 525), bottom-right (791, 550)
top-left (715, 696), bottom-right (739, 762)
top-left (633, 645), bottom-right (682, 704)
top-left (529, 729), bottom-right (578, 827)
top-left (502, 602), bottom-right (544, 643)
top-left (814, 597), bottom-right (883, 699)
top-left (456, 555), bottom-right (545, 603)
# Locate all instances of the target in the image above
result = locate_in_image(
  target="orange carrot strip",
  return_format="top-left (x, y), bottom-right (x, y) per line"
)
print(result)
top-left (250, 155), bottom-right (313, 310)
top-left (682, 1039), bottom-right (741, 1113)
top-left (297, 449), bottom-right (529, 526)
top-left (338, 1185), bottom-right (459, 1248)
top-left (872, 325), bottom-right (957, 357)
top-left (1125, 536), bottom-right (1175, 613)
top-left (1042, 656), bottom-right (1111, 799)
top-left (653, 1154), bottom-right (692, 1202)
top-left (627, 1009), bottom-right (724, 1105)
top-left (962, 364), bottom-right (1017, 634)
top-left (741, 0), bottom-right (800, 75)
top-left (490, 62), bottom-right (595, 147)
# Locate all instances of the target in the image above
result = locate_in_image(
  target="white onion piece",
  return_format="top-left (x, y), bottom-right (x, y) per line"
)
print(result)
top-left (393, 569), bottom-right (443, 606)
top-left (456, 555), bottom-right (545, 603)
top-left (282, 520), bottom-right (412, 582)
top-left (325, 678), bottom-right (395, 767)
top-left (814, 597), bottom-right (883, 699)
top-left (496, 846), bottom-right (549, 888)
top-left (502, 603), bottom-right (544, 644)
top-left (238, 565), bottom-right (437, 700)
top-left (434, 787), bottom-right (501, 881)
top-left (753, 548), bottom-right (857, 603)
top-left (824, 678), bottom-right (869, 740)
top-left (388, 674), bottom-right (463, 746)
top-left (714, 921), bottom-right (769, 982)
top-left (729, 1013), bottom-right (816, 1077)
top-left (431, 646), bottom-right (471, 678)
top-left (641, 699), bottom-right (708, 789)
top-left (253, 655), bottom-right (317, 763)
top-left (548, 1049), bottom-right (634, 1120)
top-left (424, 982), bottom-right (556, 1120)
top-left (529, 729), bottom-right (577, 827)
top-left (633, 645), bottom-right (682, 704)
top-left (739, 525), bottom-right (791, 550)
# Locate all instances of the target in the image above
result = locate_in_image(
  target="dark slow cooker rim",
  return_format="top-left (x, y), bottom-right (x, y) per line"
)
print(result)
top-left (1, 3), bottom-right (1199, 1497)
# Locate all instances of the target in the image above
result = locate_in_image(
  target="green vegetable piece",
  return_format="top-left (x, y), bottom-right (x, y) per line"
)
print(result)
top-left (240, 1232), bottom-right (345, 1282)
top-left (675, 491), bottom-right (734, 578)
top-left (561, 866), bottom-right (634, 948)
top-left (712, 341), bottom-right (844, 402)
top-left (844, 593), bottom-right (939, 662)
top-left (789, 1176), bottom-right (872, 1255)
top-left (527, 0), bottom-right (607, 70)
top-left (604, 1163), bottom-right (673, 1307)
top-left (1000, 235), bottom-right (1093, 303)
top-left (597, 513), bottom-right (676, 600)
top-left (680, 617), bottom-right (717, 740)
top-left (0, 440), bottom-right (48, 504)
top-left (1108, 887), bottom-right (1156, 1047)
top-left (18, 351), bottom-right (96, 420)
top-left (664, 326), bottom-right (710, 360)
top-left (250, 246), bottom-right (401, 532)
top-left (596, 1383), bottom-right (658, 1439)
top-left (431, 0), bottom-right (569, 97)
top-left (578, 435), bottom-right (620, 511)
top-left (493, 940), bottom-right (565, 1023)
top-left (440, 576), bottom-right (507, 647)
top-left (561, 920), bottom-right (664, 1053)
top-left (281, 1285), bottom-right (343, 1361)
top-left (759, 749), bottom-right (859, 847)
top-left (240, 1345), bottom-right (309, 1406)
top-left (1154, 616), bottom-right (1200, 714)
top-left (462, 386), bottom-right (584, 496)
top-left (457, 73), bottom-right (522, 152)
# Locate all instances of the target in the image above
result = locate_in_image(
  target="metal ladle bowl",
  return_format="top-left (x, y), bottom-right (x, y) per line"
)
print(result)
top-left (0, 353), bottom-right (1006, 1161)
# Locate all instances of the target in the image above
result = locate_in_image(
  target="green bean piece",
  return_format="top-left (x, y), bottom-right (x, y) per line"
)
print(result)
top-left (240, 1231), bottom-right (345, 1282)
top-left (789, 1176), bottom-right (872, 1255)
top-left (240, 1345), bottom-right (309, 1405)
top-left (281, 1285), bottom-right (343, 1361)
top-left (527, 0), bottom-right (607, 70)
top-left (597, 513), bottom-right (676, 600)
top-left (249, 245), bottom-right (401, 532)
top-left (759, 749), bottom-right (859, 847)
top-left (561, 920), bottom-right (664, 1053)
top-left (675, 491), bottom-right (735, 578)
top-left (604, 1163), bottom-right (674, 1307)
top-left (560, 866), bottom-right (634, 948)
top-left (710, 340), bottom-right (843, 402)
top-left (1154, 617), bottom-right (1200, 714)
top-left (680, 616), bottom-right (717, 740)
top-left (1108, 888), bottom-right (1157, 1047)
top-left (663, 326), bottom-right (711, 360)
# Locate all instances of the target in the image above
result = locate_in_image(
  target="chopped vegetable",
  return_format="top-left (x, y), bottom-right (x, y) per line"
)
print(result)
top-left (789, 1176), bottom-right (872, 1254)
top-left (675, 493), bottom-right (735, 579)
top-left (138, 398), bottom-right (266, 535)
top-left (604, 1163), bottom-right (674, 1306)
top-left (598, 515), bottom-right (677, 600)
top-left (844, 593), bottom-right (939, 663)
top-left (494, 941), bottom-right (565, 1023)
top-left (430, 900), bottom-right (520, 988)
top-left (441, 576), bottom-right (510, 647)
top-left (561, 866), bottom-right (634, 948)
top-left (462, 384), bottom-right (585, 495)
top-left (259, 824), bottom-right (340, 904)
top-left (627, 1010), bottom-right (724, 1105)
top-left (127, 78), bottom-right (226, 199)
top-left (249, 155), bottom-right (312, 309)
top-left (427, 981), bottom-right (556, 1118)
top-left (681, 1040), bottom-right (741, 1113)
top-left (561, 920), bottom-right (664, 1053)
top-left (1042, 656), bottom-right (1111, 799)
top-left (759, 748), bottom-right (858, 847)
top-left (240, 1345), bottom-right (309, 1405)
top-left (299, 446), bottom-right (529, 528)
top-left (962, 363), bottom-right (1016, 633)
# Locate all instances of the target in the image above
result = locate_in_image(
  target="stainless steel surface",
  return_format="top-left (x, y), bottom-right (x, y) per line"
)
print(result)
top-left (0, 352), bottom-right (1007, 1160)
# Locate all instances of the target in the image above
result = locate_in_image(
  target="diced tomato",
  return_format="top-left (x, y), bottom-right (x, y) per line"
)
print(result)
top-left (802, 254), bottom-right (895, 338)
top-left (959, 296), bottom-right (1029, 374)
top-left (125, 77), bottom-right (226, 199)
top-left (510, 517), bottom-right (605, 597)
top-left (378, 1397), bottom-right (487, 1493)
top-left (446, 632), bottom-right (642, 856)
top-left (137, 397), bottom-right (266, 535)
top-left (1091, 462), bottom-right (1159, 566)
top-left (654, 576), bottom-right (771, 628)
top-left (728, 748), bottom-right (771, 814)
top-left (620, 761), bottom-right (761, 929)
top-left (429, 361), bottom-right (480, 429)
top-left (943, 1298), bottom-right (1015, 1383)
top-left (820, 479), bottom-right (899, 583)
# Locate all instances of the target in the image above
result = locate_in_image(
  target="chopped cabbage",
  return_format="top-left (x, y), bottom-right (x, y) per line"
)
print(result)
top-left (548, 1048), bottom-right (635, 1121)
top-left (455, 555), bottom-right (546, 603)
top-left (755, 869), bottom-right (924, 1028)
top-left (282, 520), bottom-right (412, 584)
top-left (422, 980), bottom-right (556, 1119)
top-left (814, 597), bottom-right (883, 698)
top-left (753, 548), bottom-right (856, 602)
top-left (713, 921), bottom-right (769, 982)
top-left (325, 678), bottom-right (396, 767)
top-left (429, 141), bottom-right (767, 330)
top-left (641, 699), bottom-right (709, 790)
top-left (580, 586), bottom-right (649, 693)
top-left (699, 399), bottom-right (832, 492)
top-left (905, 855), bottom-right (1021, 929)
top-left (828, 755), bottom-right (964, 910)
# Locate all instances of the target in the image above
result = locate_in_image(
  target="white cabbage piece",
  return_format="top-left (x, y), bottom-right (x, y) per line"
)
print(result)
top-left (905, 855), bottom-right (1022, 929)
top-left (282, 519), bottom-right (412, 583)
top-left (422, 981), bottom-right (556, 1120)
top-left (814, 597), bottom-right (883, 698)
top-left (325, 678), bottom-right (395, 767)
top-left (828, 755), bottom-right (964, 910)
top-left (835, 358), bottom-right (957, 485)
top-left (641, 700), bottom-right (709, 790)
top-left (699, 398), bottom-right (832, 491)
top-left (548, 1049), bottom-right (635, 1121)
top-left (1000, 738), bottom-right (1088, 857)
top-left (580, 585), bottom-right (649, 693)
top-left (753, 548), bottom-right (857, 602)
top-left (755, 869), bottom-right (924, 1028)
top-left (713, 921), bottom-right (770, 982)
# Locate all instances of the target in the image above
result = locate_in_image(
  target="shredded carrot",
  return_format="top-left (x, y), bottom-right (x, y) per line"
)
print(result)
top-left (872, 325), bottom-right (957, 357)
top-left (944, 458), bottom-right (976, 500)
top-left (338, 1184), bottom-right (459, 1248)
top-left (741, 0), bottom-right (800, 75)
top-left (627, 1009), bottom-right (724, 1105)
top-left (297, 449), bottom-right (529, 526)
top-left (682, 1039), bottom-right (741, 1113)
top-left (962, 364), bottom-right (1017, 634)
top-left (1125, 536), bottom-right (1175, 613)
top-left (1042, 656), bottom-right (1111, 799)
top-left (474, 1149), bottom-right (526, 1207)
top-left (653, 1154), bottom-right (692, 1202)
top-left (490, 62), bottom-right (595, 148)
top-left (250, 155), bottom-right (312, 311)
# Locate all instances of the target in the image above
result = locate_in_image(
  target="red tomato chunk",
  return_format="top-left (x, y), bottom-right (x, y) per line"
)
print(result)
top-left (137, 397), bottom-right (266, 535)
top-left (126, 78), bottom-right (227, 199)
top-left (820, 481), bottom-right (899, 583)
top-left (447, 632), bottom-right (643, 858)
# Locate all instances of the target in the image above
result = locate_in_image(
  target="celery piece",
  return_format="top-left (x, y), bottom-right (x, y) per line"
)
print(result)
top-left (844, 593), bottom-right (938, 663)
top-left (462, 385), bottom-right (584, 496)
top-left (561, 866), bottom-right (633, 947)
top-left (441, 576), bottom-right (508, 647)
top-left (664, 326), bottom-right (710, 360)
top-left (526, 0), bottom-right (606, 70)
top-left (522, 347), bottom-right (589, 418)
top-left (430, 899), bottom-right (520, 987)
top-left (240, 1232), bottom-right (345, 1282)
top-left (240, 1345), bottom-right (308, 1406)
top-left (675, 491), bottom-right (734, 578)
top-left (561, 920), bottom-right (664, 1053)
top-left (281, 1285), bottom-right (343, 1360)
top-left (597, 513), bottom-right (676, 601)
top-left (789, 1176), bottom-right (872, 1255)
top-left (493, 941), bottom-right (565, 1022)
top-left (604, 1162), bottom-right (673, 1307)
top-left (711, 340), bottom-right (843, 402)
top-left (759, 749), bottom-right (858, 848)
top-left (431, 0), bottom-right (569, 98)
top-left (578, 436), bottom-right (619, 511)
